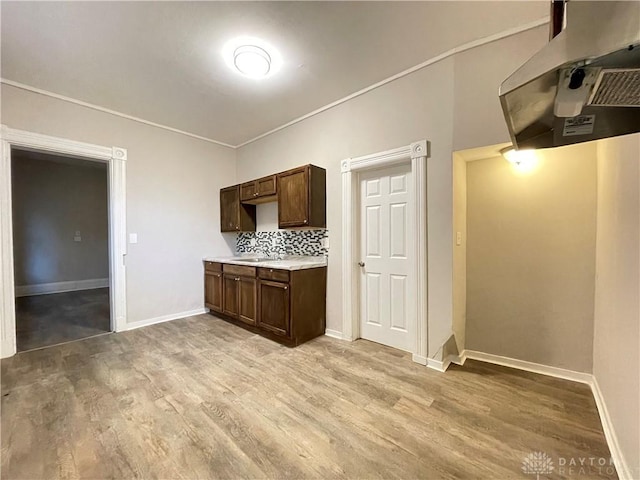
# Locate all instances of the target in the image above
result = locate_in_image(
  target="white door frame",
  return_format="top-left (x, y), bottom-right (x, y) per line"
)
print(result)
top-left (341, 140), bottom-right (429, 365)
top-left (0, 126), bottom-right (127, 358)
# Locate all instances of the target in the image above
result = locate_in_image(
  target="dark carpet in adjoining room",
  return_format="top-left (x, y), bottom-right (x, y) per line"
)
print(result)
top-left (15, 288), bottom-right (110, 351)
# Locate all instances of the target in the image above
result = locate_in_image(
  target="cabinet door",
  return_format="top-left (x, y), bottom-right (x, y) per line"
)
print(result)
top-left (220, 186), bottom-right (240, 232)
top-left (220, 185), bottom-right (256, 232)
top-left (205, 271), bottom-right (223, 313)
top-left (258, 280), bottom-right (290, 336)
top-left (257, 175), bottom-right (277, 197)
top-left (223, 274), bottom-right (240, 318)
top-left (238, 276), bottom-right (257, 325)
top-left (277, 167), bottom-right (309, 228)
top-left (240, 181), bottom-right (257, 202)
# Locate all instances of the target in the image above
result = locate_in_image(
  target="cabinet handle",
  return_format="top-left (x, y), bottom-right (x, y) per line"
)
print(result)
top-left (236, 277), bottom-right (240, 281)
top-left (284, 286), bottom-right (288, 290)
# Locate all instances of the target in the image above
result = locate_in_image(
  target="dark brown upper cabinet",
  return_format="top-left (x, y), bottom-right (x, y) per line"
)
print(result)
top-left (240, 175), bottom-right (277, 205)
top-left (220, 164), bottom-right (325, 231)
top-left (220, 185), bottom-right (256, 232)
top-left (277, 165), bottom-right (326, 228)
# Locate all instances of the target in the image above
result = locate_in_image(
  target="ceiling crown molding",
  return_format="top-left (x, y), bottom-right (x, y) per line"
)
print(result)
top-left (0, 78), bottom-right (234, 149)
top-left (1, 16), bottom-right (548, 150)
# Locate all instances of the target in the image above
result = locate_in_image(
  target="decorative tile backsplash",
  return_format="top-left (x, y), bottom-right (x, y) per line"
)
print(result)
top-left (237, 230), bottom-right (328, 257)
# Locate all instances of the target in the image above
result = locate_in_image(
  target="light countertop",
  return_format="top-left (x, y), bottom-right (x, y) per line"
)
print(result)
top-left (203, 255), bottom-right (327, 271)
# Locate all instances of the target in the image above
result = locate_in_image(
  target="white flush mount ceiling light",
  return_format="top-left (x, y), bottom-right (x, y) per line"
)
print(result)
top-left (234, 45), bottom-right (271, 77)
top-left (223, 37), bottom-right (282, 79)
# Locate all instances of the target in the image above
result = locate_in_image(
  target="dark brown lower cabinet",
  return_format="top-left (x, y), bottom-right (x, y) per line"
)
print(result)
top-left (205, 262), bottom-right (326, 347)
top-left (258, 280), bottom-right (290, 336)
top-left (204, 271), bottom-right (222, 313)
top-left (222, 274), bottom-right (240, 317)
top-left (238, 276), bottom-right (257, 325)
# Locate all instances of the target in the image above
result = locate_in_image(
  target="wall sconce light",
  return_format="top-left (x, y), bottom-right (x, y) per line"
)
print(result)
top-left (500, 146), bottom-right (536, 165)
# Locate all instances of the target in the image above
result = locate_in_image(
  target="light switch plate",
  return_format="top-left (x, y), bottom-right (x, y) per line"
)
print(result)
top-left (322, 237), bottom-right (330, 249)
top-left (129, 233), bottom-right (138, 244)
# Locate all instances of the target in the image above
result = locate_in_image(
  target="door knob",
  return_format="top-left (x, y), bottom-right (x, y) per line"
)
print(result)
top-left (358, 261), bottom-right (365, 267)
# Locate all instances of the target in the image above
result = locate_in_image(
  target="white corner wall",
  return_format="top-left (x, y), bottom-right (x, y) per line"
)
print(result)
top-left (1, 83), bottom-right (237, 327)
top-left (593, 134), bottom-right (640, 478)
top-left (452, 153), bottom-right (467, 352)
top-left (235, 24), bottom-right (548, 359)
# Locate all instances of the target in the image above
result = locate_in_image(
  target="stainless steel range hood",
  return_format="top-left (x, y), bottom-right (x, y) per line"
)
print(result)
top-left (499, 1), bottom-right (640, 150)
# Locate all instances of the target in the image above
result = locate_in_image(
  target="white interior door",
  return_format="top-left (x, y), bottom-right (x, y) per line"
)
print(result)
top-left (359, 163), bottom-right (415, 352)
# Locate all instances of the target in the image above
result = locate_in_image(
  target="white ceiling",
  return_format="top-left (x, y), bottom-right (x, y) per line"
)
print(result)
top-left (1, 1), bottom-right (548, 147)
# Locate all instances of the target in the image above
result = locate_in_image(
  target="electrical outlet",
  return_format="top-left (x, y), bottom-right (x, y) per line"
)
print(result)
top-left (322, 237), bottom-right (330, 249)
top-left (74, 230), bottom-right (82, 242)
top-left (250, 238), bottom-right (257, 246)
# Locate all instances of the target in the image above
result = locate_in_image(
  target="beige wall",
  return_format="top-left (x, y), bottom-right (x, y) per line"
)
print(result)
top-left (236, 57), bottom-right (456, 354)
top-left (466, 143), bottom-right (598, 373)
top-left (593, 134), bottom-right (640, 477)
top-left (12, 153), bottom-right (108, 286)
top-left (2, 83), bottom-right (237, 324)
top-left (452, 153), bottom-right (467, 351)
top-left (236, 24), bottom-right (548, 357)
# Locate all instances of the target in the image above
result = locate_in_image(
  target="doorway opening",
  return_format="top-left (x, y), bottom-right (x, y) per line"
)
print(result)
top-left (1, 126), bottom-right (127, 358)
top-left (12, 149), bottom-right (111, 351)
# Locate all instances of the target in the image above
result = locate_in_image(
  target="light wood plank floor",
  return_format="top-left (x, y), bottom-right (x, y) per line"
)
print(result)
top-left (1, 314), bottom-right (615, 479)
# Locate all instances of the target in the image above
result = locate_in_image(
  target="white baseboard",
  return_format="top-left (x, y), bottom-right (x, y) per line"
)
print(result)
top-left (15, 278), bottom-right (109, 297)
top-left (463, 349), bottom-right (593, 384)
top-left (426, 351), bottom-right (465, 372)
top-left (125, 308), bottom-right (206, 331)
top-left (426, 357), bottom-right (450, 372)
top-left (591, 376), bottom-right (633, 480)
top-left (324, 329), bottom-right (345, 340)
top-left (0, 338), bottom-right (15, 359)
top-left (450, 350), bottom-right (467, 366)
top-left (412, 353), bottom-right (427, 366)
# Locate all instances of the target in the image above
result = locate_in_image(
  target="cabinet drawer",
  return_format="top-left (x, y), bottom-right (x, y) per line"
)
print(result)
top-left (204, 261), bottom-right (222, 272)
top-left (257, 267), bottom-right (289, 283)
top-left (223, 264), bottom-right (256, 277)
